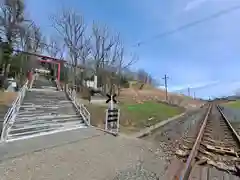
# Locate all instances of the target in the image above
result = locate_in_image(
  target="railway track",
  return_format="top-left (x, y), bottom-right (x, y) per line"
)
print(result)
top-left (175, 103), bottom-right (240, 179)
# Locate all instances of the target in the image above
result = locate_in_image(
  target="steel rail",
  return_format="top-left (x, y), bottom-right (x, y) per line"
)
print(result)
top-left (179, 104), bottom-right (240, 180)
top-left (217, 105), bottom-right (240, 144)
top-left (179, 104), bottom-right (212, 180)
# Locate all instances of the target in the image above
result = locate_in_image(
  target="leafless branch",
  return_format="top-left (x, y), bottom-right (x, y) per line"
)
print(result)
top-left (51, 9), bottom-right (86, 66)
top-left (0, 0), bottom-right (29, 44)
top-left (91, 22), bottom-right (115, 72)
top-left (30, 23), bottom-right (43, 52)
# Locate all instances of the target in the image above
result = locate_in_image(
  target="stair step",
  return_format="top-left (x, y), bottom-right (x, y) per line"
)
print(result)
top-left (17, 112), bottom-right (78, 118)
top-left (18, 110), bottom-right (78, 116)
top-left (29, 88), bottom-right (58, 92)
top-left (12, 120), bottom-right (84, 129)
top-left (18, 110), bottom-right (60, 115)
top-left (16, 114), bottom-right (81, 121)
top-left (7, 124), bottom-right (87, 140)
top-left (19, 104), bottom-right (73, 110)
top-left (14, 116), bottom-right (83, 125)
top-left (8, 126), bottom-right (58, 138)
top-left (24, 95), bottom-right (67, 99)
top-left (9, 124), bottom-right (61, 134)
top-left (18, 106), bottom-right (78, 111)
top-left (18, 109), bottom-right (62, 114)
top-left (23, 99), bottom-right (70, 103)
top-left (23, 101), bottom-right (72, 105)
top-left (10, 119), bottom-right (84, 131)
top-left (21, 103), bottom-right (73, 107)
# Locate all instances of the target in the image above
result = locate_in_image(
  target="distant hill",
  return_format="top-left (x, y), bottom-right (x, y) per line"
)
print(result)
top-left (120, 82), bottom-right (205, 109)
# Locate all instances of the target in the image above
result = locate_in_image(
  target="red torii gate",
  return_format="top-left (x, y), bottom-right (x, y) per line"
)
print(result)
top-left (38, 58), bottom-right (61, 81)
top-left (14, 50), bottom-right (65, 81)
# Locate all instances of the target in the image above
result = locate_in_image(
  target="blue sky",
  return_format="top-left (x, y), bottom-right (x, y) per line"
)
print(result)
top-left (25, 0), bottom-right (240, 99)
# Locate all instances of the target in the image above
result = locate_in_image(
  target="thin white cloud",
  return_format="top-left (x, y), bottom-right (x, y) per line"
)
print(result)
top-left (184, 0), bottom-right (238, 11)
top-left (184, 0), bottom-right (209, 11)
top-left (167, 80), bottom-right (220, 92)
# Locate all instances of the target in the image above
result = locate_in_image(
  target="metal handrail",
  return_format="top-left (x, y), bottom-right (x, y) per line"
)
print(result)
top-left (65, 86), bottom-right (91, 126)
top-left (1, 80), bottom-right (29, 141)
top-left (54, 79), bottom-right (62, 91)
top-left (79, 103), bottom-right (91, 125)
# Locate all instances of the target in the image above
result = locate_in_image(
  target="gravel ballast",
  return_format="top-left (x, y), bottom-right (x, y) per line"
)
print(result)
top-left (142, 107), bottom-right (206, 166)
top-left (113, 162), bottom-right (160, 180)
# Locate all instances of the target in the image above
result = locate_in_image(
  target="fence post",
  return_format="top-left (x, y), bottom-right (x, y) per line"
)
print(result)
top-left (65, 84), bottom-right (68, 92)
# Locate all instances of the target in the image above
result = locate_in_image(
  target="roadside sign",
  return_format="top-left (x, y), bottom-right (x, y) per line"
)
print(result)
top-left (106, 93), bottom-right (117, 111)
top-left (106, 93), bottom-right (117, 104)
top-left (105, 93), bottom-right (120, 134)
top-left (105, 108), bottom-right (120, 134)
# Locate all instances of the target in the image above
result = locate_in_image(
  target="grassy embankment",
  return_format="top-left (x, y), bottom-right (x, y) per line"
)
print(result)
top-left (224, 100), bottom-right (240, 109)
top-left (87, 101), bottom-right (184, 134)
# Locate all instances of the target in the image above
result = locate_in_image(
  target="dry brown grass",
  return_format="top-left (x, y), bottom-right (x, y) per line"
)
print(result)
top-left (118, 86), bottom-right (203, 109)
top-left (0, 92), bottom-right (18, 119)
top-left (0, 92), bottom-right (18, 105)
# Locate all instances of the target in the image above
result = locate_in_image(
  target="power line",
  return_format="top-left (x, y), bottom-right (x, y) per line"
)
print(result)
top-left (23, 5), bottom-right (240, 52)
top-left (133, 5), bottom-right (240, 47)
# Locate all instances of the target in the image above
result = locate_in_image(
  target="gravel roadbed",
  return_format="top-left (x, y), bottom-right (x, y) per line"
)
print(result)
top-left (142, 107), bottom-right (206, 168)
top-left (222, 107), bottom-right (240, 135)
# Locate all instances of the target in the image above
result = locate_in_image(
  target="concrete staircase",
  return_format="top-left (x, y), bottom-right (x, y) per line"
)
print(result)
top-left (31, 77), bottom-right (57, 90)
top-left (6, 76), bottom-right (87, 141)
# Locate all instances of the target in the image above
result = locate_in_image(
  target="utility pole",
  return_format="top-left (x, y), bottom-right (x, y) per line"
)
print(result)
top-left (162, 74), bottom-right (169, 101)
top-left (188, 87), bottom-right (190, 97)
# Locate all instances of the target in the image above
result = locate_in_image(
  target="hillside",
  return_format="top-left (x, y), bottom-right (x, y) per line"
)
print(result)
top-left (81, 81), bottom-right (203, 133)
top-left (119, 82), bottom-right (204, 109)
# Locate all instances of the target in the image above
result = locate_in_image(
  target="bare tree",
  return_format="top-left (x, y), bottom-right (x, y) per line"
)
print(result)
top-left (91, 23), bottom-right (114, 71)
top-left (90, 23), bottom-right (116, 93)
top-left (29, 23), bottom-right (44, 53)
top-left (116, 47), bottom-right (138, 95)
top-left (19, 25), bottom-right (30, 51)
top-left (21, 23), bottom-right (44, 71)
top-left (0, 0), bottom-right (26, 44)
top-left (0, 0), bottom-right (28, 81)
top-left (45, 37), bottom-right (65, 59)
top-left (51, 9), bottom-right (88, 85)
top-left (137, 69), bottom-right (149, 89)
top-left (16, 24), bottom-right (31, 74)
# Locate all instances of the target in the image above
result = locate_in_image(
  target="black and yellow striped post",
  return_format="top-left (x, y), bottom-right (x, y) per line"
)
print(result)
top-left (105, 93), bottom-right (120, 134)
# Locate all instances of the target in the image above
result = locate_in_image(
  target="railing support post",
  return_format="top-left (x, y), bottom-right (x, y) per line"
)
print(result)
top-left (64, 84), bottom-right (91, 126)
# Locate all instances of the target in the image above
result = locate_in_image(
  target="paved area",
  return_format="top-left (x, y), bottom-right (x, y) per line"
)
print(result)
top-left (0, 128), bottom-right (167, 180)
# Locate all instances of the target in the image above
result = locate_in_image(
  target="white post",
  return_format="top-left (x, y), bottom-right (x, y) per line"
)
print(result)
top-left (110, 95), bottom-right (114, 110)
top-left (94, 75), bottom-right (98, 89)
top-left (117, 109), bottom-right (120, 132)
top-left (105, 109), bottom-right (108, 130)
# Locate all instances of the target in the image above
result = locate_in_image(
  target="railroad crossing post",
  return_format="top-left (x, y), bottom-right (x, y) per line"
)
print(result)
top-left (105, 93), bottom-right (120, 134)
